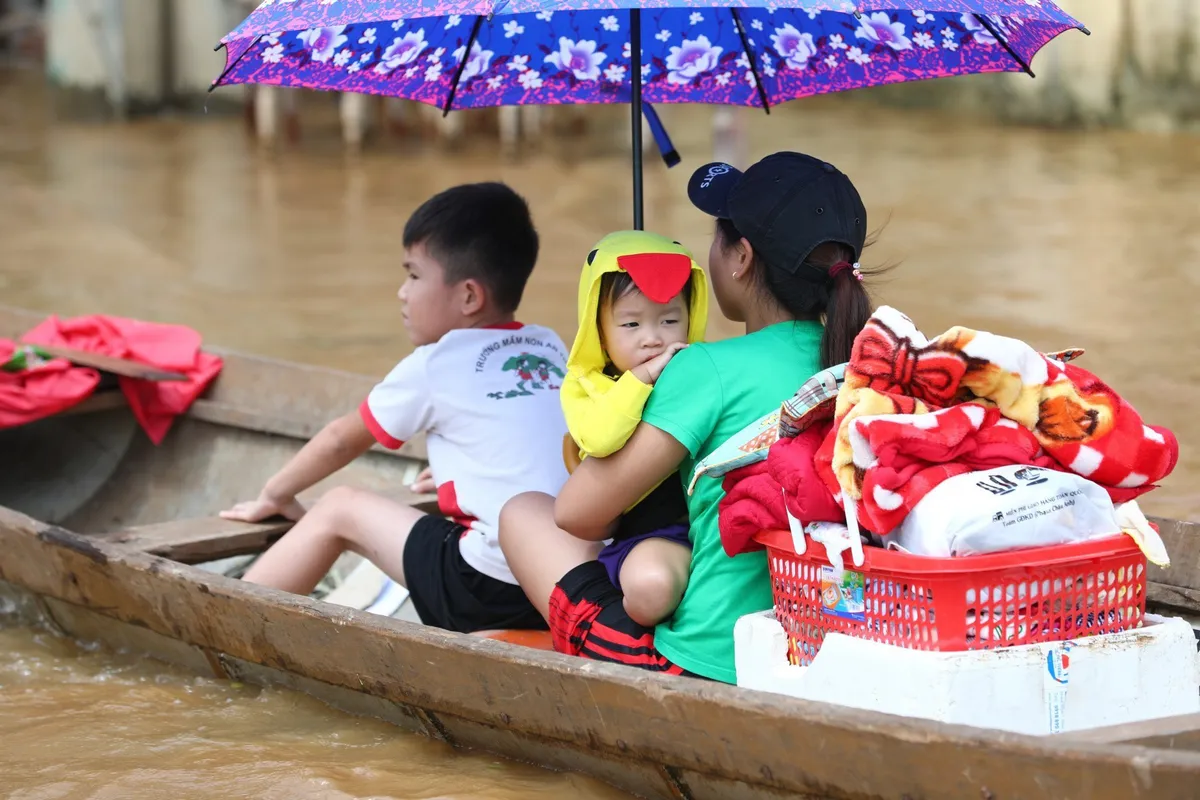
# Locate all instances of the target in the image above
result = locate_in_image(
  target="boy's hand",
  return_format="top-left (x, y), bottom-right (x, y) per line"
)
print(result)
top-left (220, 492), bottom-right (306, 523)
top-left (410, 466), bottom-right (436, 494)
top-left (633, 342), bottom-right (688, 386)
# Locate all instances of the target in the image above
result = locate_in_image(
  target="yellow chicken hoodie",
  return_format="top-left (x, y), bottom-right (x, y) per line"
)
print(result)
top-left (562, 230), bottom-right (708, 467)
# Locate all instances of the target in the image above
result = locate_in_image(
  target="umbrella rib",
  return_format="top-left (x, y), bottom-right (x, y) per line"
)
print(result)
top-left (208, 35), bottom-right (262, 93)
top-left (731, 9), bottom-right (770, 114)
top-left (973, 14), bottom-right (1034, 78)
top-left (443, 15), bottom-right (485, 116)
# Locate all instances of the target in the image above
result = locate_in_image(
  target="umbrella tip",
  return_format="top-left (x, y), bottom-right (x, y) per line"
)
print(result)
top-left (1079, 25), bottom-right (1092, 36)
top-left (213, 41), bottom-right (223, 52)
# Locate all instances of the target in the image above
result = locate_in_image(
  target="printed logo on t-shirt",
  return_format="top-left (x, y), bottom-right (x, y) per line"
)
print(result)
top-left (486, 352), bottom-right (564, 400)
top-left (475, 332), bottom-right (567, 401)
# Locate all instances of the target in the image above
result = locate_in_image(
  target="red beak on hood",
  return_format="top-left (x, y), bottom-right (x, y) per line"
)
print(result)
top-left (616, 253), bottom-right (693, 304)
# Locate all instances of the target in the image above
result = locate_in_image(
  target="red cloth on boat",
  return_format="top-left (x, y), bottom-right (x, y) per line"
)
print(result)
top-left (717, 461), bottom-right (786, 557)
top-left (0, 340), bottom-right (99, 427)
top-left (21, 315), bottom-right (223, 444)
top-left (767, 423), bottom-right (844, 527)
top-left (719, 423), bottom-right (847, 556)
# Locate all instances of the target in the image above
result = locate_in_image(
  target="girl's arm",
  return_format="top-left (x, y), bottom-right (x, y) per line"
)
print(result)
top-left (554, 421), bottom-right (688, 541)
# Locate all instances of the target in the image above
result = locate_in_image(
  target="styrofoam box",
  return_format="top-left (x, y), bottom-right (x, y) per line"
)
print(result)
top-left (734, 610), bottom-right (1200, 735)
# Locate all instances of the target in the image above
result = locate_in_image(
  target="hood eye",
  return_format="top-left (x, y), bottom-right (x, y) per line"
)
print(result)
top-left (587, 249), bottom-right (598, 265)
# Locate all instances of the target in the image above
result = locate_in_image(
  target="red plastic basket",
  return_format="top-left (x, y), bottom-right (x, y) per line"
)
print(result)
top-left (755, 529), bottom-right (1147, 666)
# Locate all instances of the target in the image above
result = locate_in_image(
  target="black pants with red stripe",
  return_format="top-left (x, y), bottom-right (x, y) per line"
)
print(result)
top-left (548, 561), bottom-right (702, 677)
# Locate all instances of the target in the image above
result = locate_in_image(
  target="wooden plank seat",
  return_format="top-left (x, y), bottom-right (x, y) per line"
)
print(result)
top-left (95, 516), bottom-right (294, 564)
top-left (97, 489), bottom-right (438, 564)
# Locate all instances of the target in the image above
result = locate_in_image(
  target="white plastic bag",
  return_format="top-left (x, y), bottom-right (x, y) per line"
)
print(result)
top-left (885, 465), bottom-right (1121, 557)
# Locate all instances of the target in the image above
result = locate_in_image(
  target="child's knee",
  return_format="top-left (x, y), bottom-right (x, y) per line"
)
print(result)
top-left (313, 485), bottom-right (361, 514)
top-left (499, 492), bottom-right (553, 545)
top-left (621, 565), bottom-right (684, 627)
top-left (310, 486), bottom-right (374, 536)
top-left (625, 562), bottom-right (685, 598)
top-left (623, 559), bottom-right (686, 619)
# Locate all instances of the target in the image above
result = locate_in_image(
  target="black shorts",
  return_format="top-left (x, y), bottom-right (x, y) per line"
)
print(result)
top-left (549, 561), bottom-right (703, 678)
top-left (402, 515), bottom-right (547, 634)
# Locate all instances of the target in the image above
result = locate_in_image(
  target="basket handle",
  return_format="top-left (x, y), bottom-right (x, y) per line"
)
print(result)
top-left (786, 487), bottom-right (867, 570)
top-left (784, 487), bottom-right (807, 556)
top-left (843, 494), bottom-right (865, 567)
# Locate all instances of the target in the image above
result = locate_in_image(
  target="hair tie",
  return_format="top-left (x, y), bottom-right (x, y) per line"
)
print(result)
top-left (828, 261), bottom-right (863, 282)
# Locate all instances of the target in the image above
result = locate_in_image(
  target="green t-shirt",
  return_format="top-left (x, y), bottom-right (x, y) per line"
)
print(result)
top-left (642, 320), bottom-right (824, 683)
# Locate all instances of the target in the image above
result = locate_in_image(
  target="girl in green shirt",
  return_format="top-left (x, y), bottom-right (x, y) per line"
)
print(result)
top-left (500, 151), bottom-right (885, 683)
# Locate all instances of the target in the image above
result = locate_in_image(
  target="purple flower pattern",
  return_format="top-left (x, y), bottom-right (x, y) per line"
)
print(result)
top-left (216, 6), bottom-right (1084, 112)
top-left (227, 1), bottom-right (1080, 41)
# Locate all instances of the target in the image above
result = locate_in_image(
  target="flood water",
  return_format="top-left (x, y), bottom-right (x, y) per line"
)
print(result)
top-left (0, 626), bottom-right (631, 800)
top-left (2, 63), bottom-right (1198, 798)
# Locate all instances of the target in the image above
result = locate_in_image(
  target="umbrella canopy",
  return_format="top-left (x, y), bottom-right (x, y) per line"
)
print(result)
top-left (214, 2), bottom-right (1087, 227)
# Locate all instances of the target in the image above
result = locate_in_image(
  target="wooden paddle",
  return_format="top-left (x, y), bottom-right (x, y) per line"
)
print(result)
top-left (26, 343), bottom-right (189, 382)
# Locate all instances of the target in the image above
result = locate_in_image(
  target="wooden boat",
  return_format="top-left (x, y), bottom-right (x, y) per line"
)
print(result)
top-left (4, 302), bottom-right (1200, 800)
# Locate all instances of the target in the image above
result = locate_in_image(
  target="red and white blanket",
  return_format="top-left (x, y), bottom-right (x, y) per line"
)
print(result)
top-left (815, 307), bottom-right (1178, 534)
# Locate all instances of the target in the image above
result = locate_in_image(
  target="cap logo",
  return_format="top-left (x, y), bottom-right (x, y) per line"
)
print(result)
top-left (700, 163), bottom-right (732, 189)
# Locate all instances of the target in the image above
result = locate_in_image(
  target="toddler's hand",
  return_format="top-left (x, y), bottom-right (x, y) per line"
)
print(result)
top-left (636, 342), bottom-right (688, 385)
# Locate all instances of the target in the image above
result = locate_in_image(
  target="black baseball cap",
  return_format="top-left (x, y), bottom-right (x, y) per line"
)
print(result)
top-left (687, 152), bottom-right (867, 278)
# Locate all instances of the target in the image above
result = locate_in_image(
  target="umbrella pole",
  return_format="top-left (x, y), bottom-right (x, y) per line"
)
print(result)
top-left (629, 8), bottom-right (643, 231)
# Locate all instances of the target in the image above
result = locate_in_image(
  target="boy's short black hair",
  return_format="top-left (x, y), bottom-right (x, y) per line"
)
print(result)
top-left (402, 182), bottom-right (539, 313)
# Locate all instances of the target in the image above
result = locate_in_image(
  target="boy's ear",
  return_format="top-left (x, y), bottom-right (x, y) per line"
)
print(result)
top-left (459, 278), bottom-right (487, 316)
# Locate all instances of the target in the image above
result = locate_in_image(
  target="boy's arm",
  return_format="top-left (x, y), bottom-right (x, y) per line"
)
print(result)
top-left (220, 410), bottom-right (376, 522)
top-left (222, 348), bottom-right (434, 523)
top-left (563, 369), bottom-right (652, 458)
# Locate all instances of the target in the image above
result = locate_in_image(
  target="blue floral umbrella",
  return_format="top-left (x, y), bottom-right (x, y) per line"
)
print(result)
top-left (214, 1), bottom-right (1088, 228)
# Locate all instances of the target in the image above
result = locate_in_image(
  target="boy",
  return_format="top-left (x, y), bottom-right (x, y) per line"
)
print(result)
top-left (221, 182), bottom-right (569, 633)
top-left (560, 230), bottom-right (708, 626)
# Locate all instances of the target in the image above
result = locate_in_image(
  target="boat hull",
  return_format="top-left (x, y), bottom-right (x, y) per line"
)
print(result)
top-left (6, 507), bottom-right (1200, 800)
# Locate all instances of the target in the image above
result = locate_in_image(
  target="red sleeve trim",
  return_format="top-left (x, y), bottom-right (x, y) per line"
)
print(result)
top-left (359, 399), bottom-right (405, 450)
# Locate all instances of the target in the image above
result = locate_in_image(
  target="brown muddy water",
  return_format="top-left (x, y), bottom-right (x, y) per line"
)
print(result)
top-left (1, 65), bottom-right (1198, 798)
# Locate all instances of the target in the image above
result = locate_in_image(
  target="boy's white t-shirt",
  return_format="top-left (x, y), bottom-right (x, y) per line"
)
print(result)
top-left (359, 323), bottom-right (570, 584)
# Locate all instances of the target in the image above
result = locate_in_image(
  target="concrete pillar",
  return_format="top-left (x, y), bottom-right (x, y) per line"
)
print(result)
top-left (1126, 0), bottom-right (1190, 82)
top-left (1120, 0), bottom-right (1200, 131)
top-left (1042, 0), bottom-right (1124, 124)
top-left (45, 0), bottom-right (164, 115)
top-left (170, 0), bottom-right (240, 100)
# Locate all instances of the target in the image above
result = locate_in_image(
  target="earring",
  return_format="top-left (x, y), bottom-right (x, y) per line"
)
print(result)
top-left (732, 272), bottom-right (739, 279)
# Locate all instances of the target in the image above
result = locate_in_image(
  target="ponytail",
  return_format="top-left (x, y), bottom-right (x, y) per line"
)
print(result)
top-left (716, 219), bottom-right (886, 369)
top-left (820, 260), bottom-right (873, 367)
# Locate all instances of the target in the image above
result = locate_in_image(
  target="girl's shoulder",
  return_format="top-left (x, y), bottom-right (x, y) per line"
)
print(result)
top-left (693, 322), bottom-right (820, 365)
